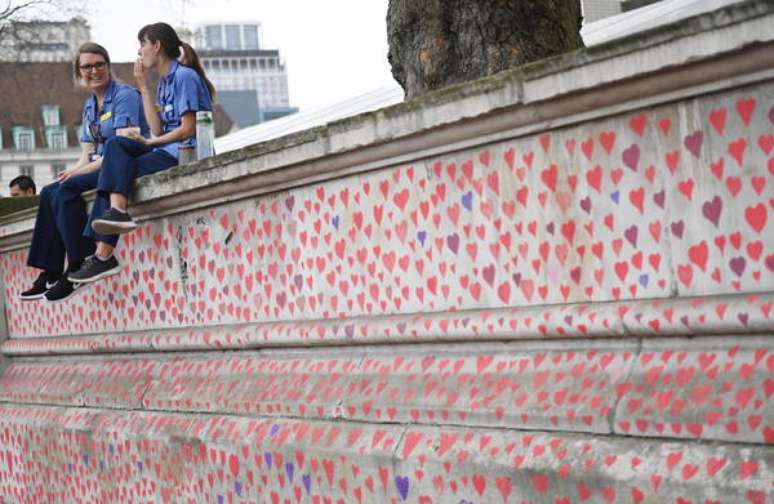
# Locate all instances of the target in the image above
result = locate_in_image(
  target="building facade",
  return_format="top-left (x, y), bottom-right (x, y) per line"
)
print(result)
top-left (582, 0), bottom-right (663, 22)
top-left (0, 17), bottom-right (90, 62)
top-left (0, 116), bottom-right (79, 194)
top-left (193, 22), bottom-right (297, 128)
top-left (0, 61), bottom-right (86, 193)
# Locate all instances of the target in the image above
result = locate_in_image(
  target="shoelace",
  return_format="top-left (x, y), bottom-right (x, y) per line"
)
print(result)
top-left (31, 272), bottom-right (48, 289)
top-left (80, 255), bottom-right (102, 271)
top-left (48, 277), bottom-right (70, 294)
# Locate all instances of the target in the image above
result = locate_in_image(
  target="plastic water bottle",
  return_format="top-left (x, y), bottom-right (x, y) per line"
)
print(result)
top-left (196, 111), bottom-right (215, 160)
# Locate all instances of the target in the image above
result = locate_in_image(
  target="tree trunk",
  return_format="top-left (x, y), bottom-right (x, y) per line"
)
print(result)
top-left (387, 0), bottom-right (584, 99)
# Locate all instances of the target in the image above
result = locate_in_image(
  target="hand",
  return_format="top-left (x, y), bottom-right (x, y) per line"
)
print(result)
top-left (133, 58), bottom-right (148, 92)
top-left (117, 127), bottom-right (146, 144)
top-left (57, 168), bottom-right (79, 182)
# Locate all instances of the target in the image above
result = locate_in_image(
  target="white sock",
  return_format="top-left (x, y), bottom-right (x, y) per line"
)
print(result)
top-left (96, 253), bottom-right (112, 262)
top-left (112, 207), bottom-right (127, 214)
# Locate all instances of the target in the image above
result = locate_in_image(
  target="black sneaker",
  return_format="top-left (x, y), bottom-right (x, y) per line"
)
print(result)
top-left (45, 276), bottom-right (87, 303)
top-left (20, 271), bottom-right (59, 300)
top-left (91, 208), bottom-right (137, 235)
top-left (68, 255), bottom-right (121, 284)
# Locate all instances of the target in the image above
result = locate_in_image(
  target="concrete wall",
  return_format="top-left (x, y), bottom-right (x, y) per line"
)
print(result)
top-left (0, 1), bottom-right (772, 502)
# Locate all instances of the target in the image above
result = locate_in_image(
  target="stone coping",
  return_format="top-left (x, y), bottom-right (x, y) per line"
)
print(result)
top-left (2, 292), bottom-right (771, 355)
top-left (0, 0), bottom-right (772, 250)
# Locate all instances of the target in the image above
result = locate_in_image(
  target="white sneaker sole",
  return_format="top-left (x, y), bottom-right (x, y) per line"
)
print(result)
top-left (68, 264), bottom-right (122, 284)
top-left (19, 292), bottom-right (46, 301)
top-left (91, 219), bottom-right (137, 235)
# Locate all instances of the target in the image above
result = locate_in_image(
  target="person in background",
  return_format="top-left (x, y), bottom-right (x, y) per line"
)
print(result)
top-left (19, 42), bottom-right (149, 302)
top-left (70, 22), bottom-right (214, 284)
top-left (9, 175), bottom-right (36, 197)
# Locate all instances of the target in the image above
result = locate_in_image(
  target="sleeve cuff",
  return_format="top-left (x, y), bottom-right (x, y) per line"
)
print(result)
top-left (176, 101), bottom-right (201, 116)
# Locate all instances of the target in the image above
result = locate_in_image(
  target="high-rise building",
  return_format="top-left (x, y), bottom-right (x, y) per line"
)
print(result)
top-left (0, 17), bottom-right (90, 62)
top-left (193, 22), bottom-right (298, 128)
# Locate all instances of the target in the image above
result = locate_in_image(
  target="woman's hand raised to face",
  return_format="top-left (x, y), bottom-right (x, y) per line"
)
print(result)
top-left (133, 58), bottom-right (149, 92)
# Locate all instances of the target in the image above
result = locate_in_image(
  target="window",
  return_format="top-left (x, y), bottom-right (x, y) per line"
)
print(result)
top-left (259, 58), bottom-right (266, 70)
top-left (268, 58), bottom-right (276, 69)
top-left (19, 165), bottom-right (34, 178)
top-left (12, 127), bottom-right (35, 151)
top-left (249, 58), bottom-right (257, 70)
top-left (243, 24), bottom-right (259, 49)
top-left (205, 25), bottom-right (222, 49)
top-left (46, 126), bottom-right (67, 150)
top-left (212, 59), bottom-right (221, 71)
top-left (240, 59), bottom-right (247, 70)
top-left (51, 163), bottom-right (66, 177)
top-left (225, 24), bottom-right (240, 49)
top-left (203, 59), bottom-right (210, 69)
top-left (42, 105), bottom-right (60, 127)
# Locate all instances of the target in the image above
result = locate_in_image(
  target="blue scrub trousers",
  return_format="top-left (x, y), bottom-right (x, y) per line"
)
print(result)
top-left (27, 174), bottom-right (99, 274)
top-left (84, 136), bottom-right (177, 244)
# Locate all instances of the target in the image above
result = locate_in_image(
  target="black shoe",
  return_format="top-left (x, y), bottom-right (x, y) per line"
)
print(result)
top-left (67, 255), bottom-right (121, 283)
top-left (20, 271), bottom-right (59, 300)
top-left (91, 208), bottom-right (137, 235)
top-left (44, 276), bottom-right (87, 303)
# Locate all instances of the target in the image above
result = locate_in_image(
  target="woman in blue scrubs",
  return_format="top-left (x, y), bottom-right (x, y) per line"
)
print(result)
top-left (20, 42), bottom-right (149, 302)
top-left (70, 22), bottom-right (214, 284)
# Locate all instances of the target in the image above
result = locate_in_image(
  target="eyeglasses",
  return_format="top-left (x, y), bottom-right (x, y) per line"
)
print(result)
top-left (79, 61), bottom-right (107, 72)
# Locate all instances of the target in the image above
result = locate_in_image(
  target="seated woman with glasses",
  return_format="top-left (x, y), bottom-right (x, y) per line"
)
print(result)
top-left (20, 42), bottom-right (149, 302)
top-left (68, 22), bottom-right (214, 284)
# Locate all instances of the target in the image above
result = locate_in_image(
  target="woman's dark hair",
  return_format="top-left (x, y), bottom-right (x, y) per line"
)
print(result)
top-left (72, 42), bottom-right (111, 83)
top-left (138, 22), bottom-right (216, 98)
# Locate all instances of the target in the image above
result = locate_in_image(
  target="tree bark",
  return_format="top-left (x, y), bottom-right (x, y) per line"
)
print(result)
top-left (387, 0), bottom-right (584, 99)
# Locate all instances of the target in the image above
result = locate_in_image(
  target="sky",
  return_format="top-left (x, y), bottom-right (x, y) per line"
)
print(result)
top-left (85, 0), bottom-right (398, 112)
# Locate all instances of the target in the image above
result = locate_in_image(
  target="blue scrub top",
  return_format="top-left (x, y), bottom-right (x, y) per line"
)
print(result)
top-left (80, 79), bottom-right (149, 156)
top-left (155, 60), bottom-right (213, 159)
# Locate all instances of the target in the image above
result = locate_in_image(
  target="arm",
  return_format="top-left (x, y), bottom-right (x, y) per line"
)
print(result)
top-left (111, 83), bottom-right (145, 131)
top-left (123, 112), bottom-right (196, 147)
top-left (146, 112), bottom-right (196, 146)
top-left (126, 70), bottom-right (205, 147)
top-left (58, 143), bottom-right (102, 181)
top-left (134, 58), bottom-right (162, 136)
